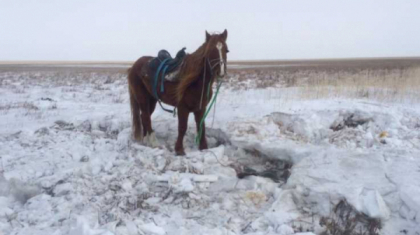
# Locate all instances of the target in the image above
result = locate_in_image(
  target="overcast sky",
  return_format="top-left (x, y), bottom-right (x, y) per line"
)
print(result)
top-left (1, 0), bottom-right (420, 61)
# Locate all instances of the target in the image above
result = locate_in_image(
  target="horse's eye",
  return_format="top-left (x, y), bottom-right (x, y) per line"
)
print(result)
top-left (226, 49), bottom-right (230, 53)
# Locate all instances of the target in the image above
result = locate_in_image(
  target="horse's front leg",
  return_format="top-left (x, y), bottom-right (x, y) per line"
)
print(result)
top-left (175, 107), bottom-right (189, 156)
top-left (194, 110), bottom-right (208, 151)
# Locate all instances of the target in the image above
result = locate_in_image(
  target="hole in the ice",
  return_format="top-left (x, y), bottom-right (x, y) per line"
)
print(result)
top-left (330, 113), bottom-right (373, 132)
top-left (206, 128), bottom-right (232, 147)
top-left (53, 120), bottom-right (75, 131)
top-left (230, 148), bottom-right (293, 183)
top-left (40, 97), bottom-right (55, 102)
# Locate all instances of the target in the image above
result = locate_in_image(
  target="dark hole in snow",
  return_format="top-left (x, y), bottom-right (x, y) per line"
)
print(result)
top-left (98, 124), bottom-right (108, 133)
top-left (234, 148), bottom-right (293, 183)
top-left (77, 120), bottom-right (92, 132)
top-left (98, 123), bottom-right (120, 138)
top-left (35, 127), bottom-right (50, 136)
top-left (206, 128), bottom-right (231, 147)
top-left (109, 183), bottom-right (122, 192)
top-left (330, 113), bottom-right (373, 132)
top-left (237, 165), bottom-right (291, 183)
top-left (110, 129), bottom-right (119, 137)
top-left (42, 179), bottom-right (66, 197)
top-left (54, 120), bottom-right (75, 130)
top-left (80, 155), bottom-right (89, 162)
top-left (40, 97), bottom-right (55, 102)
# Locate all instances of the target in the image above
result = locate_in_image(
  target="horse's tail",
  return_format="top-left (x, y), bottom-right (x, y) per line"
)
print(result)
top-left (127, 67), bottom-right (143, 141)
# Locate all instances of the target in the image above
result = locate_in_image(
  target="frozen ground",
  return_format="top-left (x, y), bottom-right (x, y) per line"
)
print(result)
top-left (1, 67), bottom-right (420, 235)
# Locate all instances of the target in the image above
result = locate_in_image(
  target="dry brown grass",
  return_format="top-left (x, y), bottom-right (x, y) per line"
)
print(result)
top-left (320, 200), bottom-right (382, 235)
top-left (226, 58), bottom-right (420, 103)
top-left (299, 67), bottom-right (420, 102)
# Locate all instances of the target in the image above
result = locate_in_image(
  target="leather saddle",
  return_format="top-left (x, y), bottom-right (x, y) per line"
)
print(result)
top-left (147, 47), bottom-right (187, 99)
top-left (148, 47), bottom-right (186, 77)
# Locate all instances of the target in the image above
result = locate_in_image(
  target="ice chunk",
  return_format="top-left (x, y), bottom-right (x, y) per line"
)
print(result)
top-left (360, 188), bottom-right (390, 220)
top-left (0, 196), bottom-right (13, 218)
top-left (53, 183), bottom-right (73, 196)
top-left (277, 224), bottom-right (294, 235)
top-left (69, 216), bottom-right (113, 235)
top-left (139, 223), bottom-right (166, 235)
top-left (168, 173), bottom-right (194, 193)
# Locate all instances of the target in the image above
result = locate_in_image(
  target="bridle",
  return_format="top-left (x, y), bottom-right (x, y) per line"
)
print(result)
top-left (195, 53), bottom-right (225, 145)
top-left (208, 57), bottom-right (226, 75)
top-left (199, 50), bottom-right (227, 110)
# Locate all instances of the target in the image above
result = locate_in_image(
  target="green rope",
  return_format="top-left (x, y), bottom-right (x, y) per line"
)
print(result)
top-left (195, 80), bottom-right (223, 145)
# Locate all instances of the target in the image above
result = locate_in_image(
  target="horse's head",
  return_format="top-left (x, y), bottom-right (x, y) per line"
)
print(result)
top-left (204, 29), bottom-right (229, 78)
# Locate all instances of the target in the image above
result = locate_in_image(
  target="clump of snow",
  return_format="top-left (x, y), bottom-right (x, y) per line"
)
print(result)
top-left (0, 196), bottom-right (14, 218)
top-left (360, 188), bottom-right (391, 220)
top-left (68, 216), bottom-right (114, 235)
top-left (139, 223), bottom-right (166, 235)
top-left (168, 173), bottom-right (195, 193)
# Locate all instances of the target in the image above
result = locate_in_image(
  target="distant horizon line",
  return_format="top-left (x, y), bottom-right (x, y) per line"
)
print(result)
top-left (1, 56), bottom-right (420, 65)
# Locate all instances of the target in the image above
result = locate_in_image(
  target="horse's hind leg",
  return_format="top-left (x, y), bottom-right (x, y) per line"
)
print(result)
top-left (175, 105), bottom-right (190, 156)
top-left (128, 70), bottom-right (158, 147)
top-left (129, 88), bottom-right (142, 141)
top-left (142, 98), bottom-right (159, 147)
top-left (128, 70), bottom-right (145, 141)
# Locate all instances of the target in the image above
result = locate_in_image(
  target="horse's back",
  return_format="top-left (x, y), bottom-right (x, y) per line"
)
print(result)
top-left (127, 56), bottom-right (152, 80)
top-left (131, 56), bottom-right (152, 71)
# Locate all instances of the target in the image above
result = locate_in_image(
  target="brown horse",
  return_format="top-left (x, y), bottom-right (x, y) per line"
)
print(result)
top-left (127, 30), bottom-right (228, 155)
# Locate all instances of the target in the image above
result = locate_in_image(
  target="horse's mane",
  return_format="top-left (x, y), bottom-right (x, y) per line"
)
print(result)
top-left (175, 41), bottom-right (208, 103)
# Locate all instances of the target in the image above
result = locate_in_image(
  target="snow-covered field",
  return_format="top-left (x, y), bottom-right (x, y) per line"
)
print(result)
top-left (1, 64), bottom-right (420, 235)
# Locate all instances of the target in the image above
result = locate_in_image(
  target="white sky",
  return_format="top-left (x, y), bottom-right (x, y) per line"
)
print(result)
top-left (1, 0), bottom-right (420, 61)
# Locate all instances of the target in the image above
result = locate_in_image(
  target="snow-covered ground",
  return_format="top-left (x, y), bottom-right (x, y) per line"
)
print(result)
top-left (1, 68), bottom-right (420, 235)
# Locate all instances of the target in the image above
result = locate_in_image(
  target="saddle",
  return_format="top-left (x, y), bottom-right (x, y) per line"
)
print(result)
top-left (147, 47), bottom-right (187, 99)
top-left (148, 48), bottom-right (186, 78)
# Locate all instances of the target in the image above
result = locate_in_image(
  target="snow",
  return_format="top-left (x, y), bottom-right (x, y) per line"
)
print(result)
top-left (139, 223), bottom-right (166, 235)
top-left (1, 69), bottom-right (420, 234)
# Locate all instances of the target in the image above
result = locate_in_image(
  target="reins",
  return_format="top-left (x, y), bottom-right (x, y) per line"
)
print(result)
top-left (195, 57), bottom-right (224, 146)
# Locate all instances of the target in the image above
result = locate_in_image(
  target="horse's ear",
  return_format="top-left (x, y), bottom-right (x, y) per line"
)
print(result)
top-left (206, 31), bottom-right (211, 42)
top-left (221, 29), bottom-right (228, 41)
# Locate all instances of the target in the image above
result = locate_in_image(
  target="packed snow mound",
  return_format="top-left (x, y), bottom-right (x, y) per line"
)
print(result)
top-left (287, 149), bottom-right (393, 220)
top-left (229, 105), bottom-right (420, 234)
top-left (265, 108), bottom-right (419, 150)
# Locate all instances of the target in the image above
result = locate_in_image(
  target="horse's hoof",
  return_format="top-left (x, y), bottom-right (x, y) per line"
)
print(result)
top-left (199, 145), bottom-right (208, 151)
top-left (175, 150), bottom-right (186, 156)
top-left (144, 132), bottom-right (160, 148)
